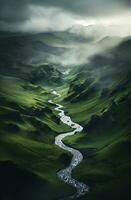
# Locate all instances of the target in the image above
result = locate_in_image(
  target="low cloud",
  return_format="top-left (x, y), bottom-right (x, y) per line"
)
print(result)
top-left (47, 36), bottom-right (122, 66)
top-left (19, 6), bottom-right (77, 32)
top-left (0, 0), bottom-right (131, 32)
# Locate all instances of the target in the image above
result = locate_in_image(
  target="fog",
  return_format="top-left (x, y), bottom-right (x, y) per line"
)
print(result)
top-left (0, 0), bottom-right (131, 69)
top-left (0, 0), bottom-right (131, 33)
top-left (46, 26), bottom-right (123, 66)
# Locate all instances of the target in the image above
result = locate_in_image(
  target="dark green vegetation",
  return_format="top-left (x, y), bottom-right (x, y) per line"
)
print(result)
top-left (63, 37), bottom-right (131, 200)
top-left (0, 30), bottom-right (131, 200)
top-left (0, 30), bottom-right (76, 199)
top-left (0, 73), bottom-right (75, 199)
top-left (0, 160), bottom-right (49, 200)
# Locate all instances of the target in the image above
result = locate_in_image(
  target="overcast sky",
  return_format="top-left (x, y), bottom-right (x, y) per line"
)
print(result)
top-left (0, 0), bottom-right (131, 32)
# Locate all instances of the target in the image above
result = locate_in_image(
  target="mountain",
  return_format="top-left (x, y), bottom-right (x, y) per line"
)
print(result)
top-left (0, 31), bottom-right (75, 200)
top-left (62, 37), bottom-right (131, 200)
top-left (0, 29), bottom-right (94, 78)
top-left (30, 63), bottom-right (63, 85)
top-left (0, 31), bottom-right (131, 200)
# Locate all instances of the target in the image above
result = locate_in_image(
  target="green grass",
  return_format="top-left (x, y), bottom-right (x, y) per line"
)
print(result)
top-left (54, 66), bottom-right (131, 200)
top-left (0, 34), bottom-right (131, 200)
top-left (0, 74), bottom-right (75, 199)
top-left (0, 75), bottom-right (45, 107)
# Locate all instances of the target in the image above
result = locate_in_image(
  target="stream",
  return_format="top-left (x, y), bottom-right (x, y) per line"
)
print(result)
top-left (48, 92), bottom-right (89, 199)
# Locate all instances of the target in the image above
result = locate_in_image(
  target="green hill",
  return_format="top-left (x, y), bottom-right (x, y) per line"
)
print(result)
top-left (62, 38), bottom-right (131, 200)
top-left (0, 32), bottom-right (131, 200)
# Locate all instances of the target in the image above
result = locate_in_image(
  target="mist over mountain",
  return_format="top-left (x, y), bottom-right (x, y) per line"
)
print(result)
top-left (0, 1), bottom-right (131, 200)
top-left (68, 24), bottom-right (131, 38)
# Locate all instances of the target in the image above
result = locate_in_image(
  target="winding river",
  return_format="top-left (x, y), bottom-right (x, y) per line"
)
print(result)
top-left (48, 92), bottom-right (89, 199)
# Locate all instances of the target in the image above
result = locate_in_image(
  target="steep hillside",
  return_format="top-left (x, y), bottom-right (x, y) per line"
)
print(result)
top-left (30, 63), bottom-right (63, 86)
top-left (0, 73), bottom-right (75, 199)
top-left (0, 31), bottom-right (131, 200)
top-left (0, 30), bottom-right (90, 70)
top-left (62, 38), bottom-right (131, 200)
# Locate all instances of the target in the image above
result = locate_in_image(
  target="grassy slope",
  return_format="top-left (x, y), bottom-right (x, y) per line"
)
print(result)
top-left (0, 32), bottom-right (131, 200)
top-left (62, 82), bottom-right (131, 200)
top-left (60, 39), bottom-right (131, 199)
top-left (0, 31), bottom-right (84, 199)
top-left (0, 74), bottom-right (75, 200)
top-left (64, 96), bottom-right (131, 200)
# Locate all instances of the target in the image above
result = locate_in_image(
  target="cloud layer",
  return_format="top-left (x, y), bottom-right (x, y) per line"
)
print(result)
top-left (0, 0), bottom-right (131, 32)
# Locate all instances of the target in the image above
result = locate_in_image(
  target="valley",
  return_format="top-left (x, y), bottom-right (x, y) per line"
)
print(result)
top-left (49, 95), bottom-right (89, 199)
top-left (0, 29), bottom-right (131, 200)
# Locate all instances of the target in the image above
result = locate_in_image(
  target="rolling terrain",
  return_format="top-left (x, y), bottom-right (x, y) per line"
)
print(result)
top-left (63, 37), bottom-right (131, 200)
top-left (0, 29), bottom-right (131, 200)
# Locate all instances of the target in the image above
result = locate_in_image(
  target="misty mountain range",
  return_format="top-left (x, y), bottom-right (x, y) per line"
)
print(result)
top-left (0, 16), bottom-right (131, 200)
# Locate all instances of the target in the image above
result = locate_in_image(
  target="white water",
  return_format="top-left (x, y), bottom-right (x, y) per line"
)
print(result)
top-left (48, 93), bottom-right (89, 199)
